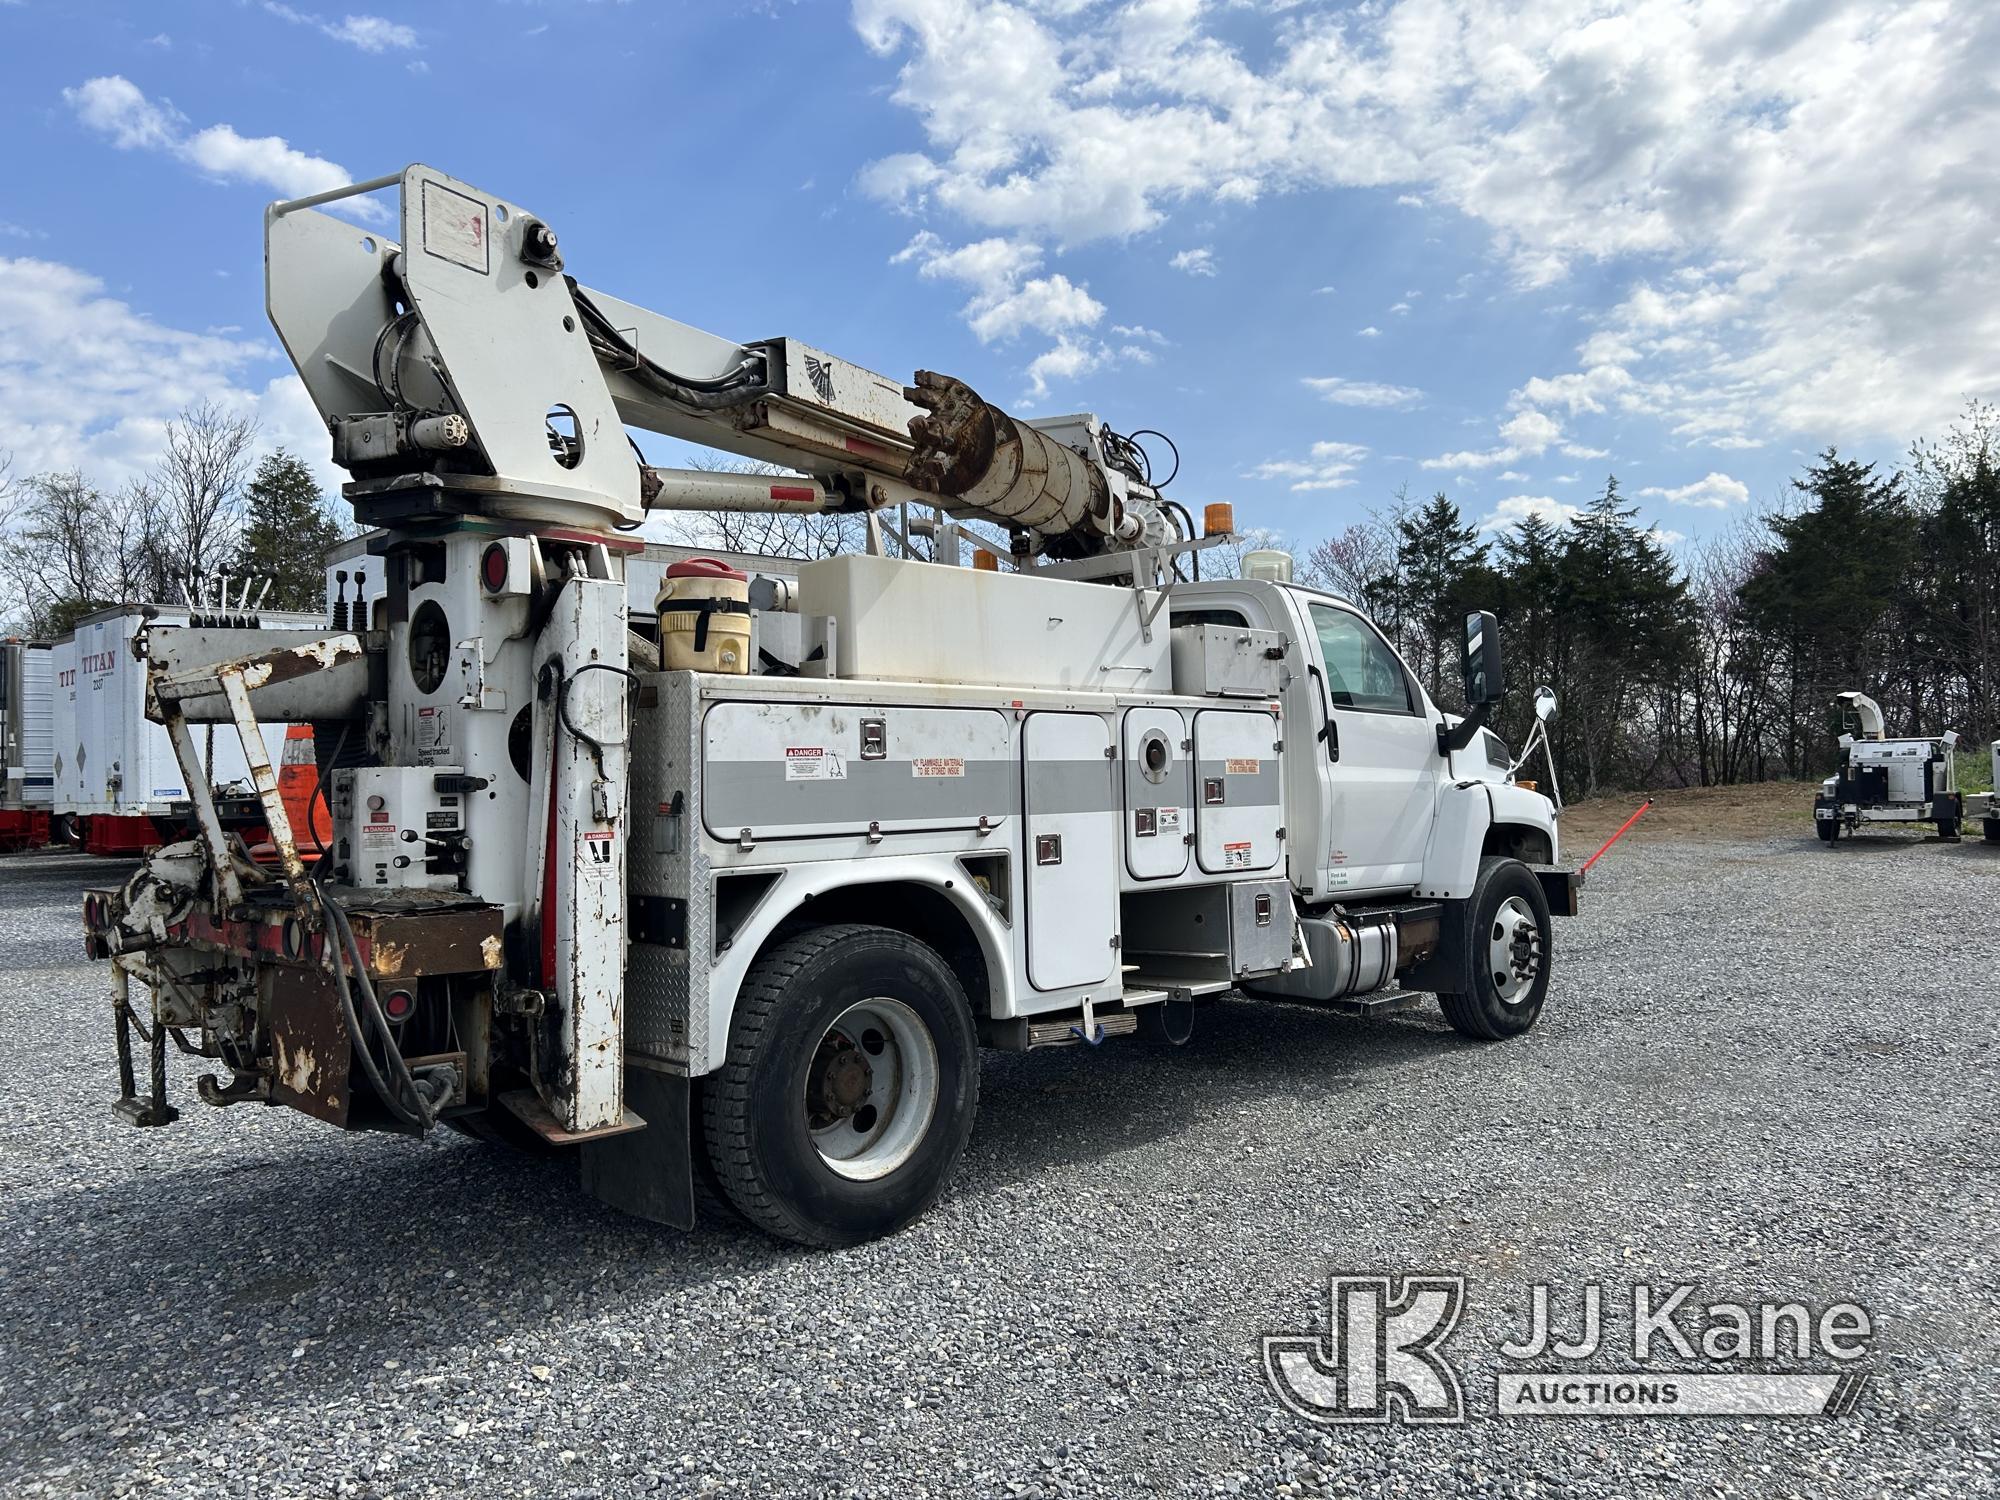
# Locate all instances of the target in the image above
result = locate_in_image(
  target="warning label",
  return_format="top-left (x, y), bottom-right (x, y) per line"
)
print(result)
top-left (1158, 807), bottom-right (1182, 832)
top-left (784, 746), bottom-right (847, 782)
top-left (1222, 840), bottom-right (1253, 869)
top-left (912, 757), bottom-right (965, 778)
top-left (421, 179), bottom-right (490, 274)
top-left (416, 704), bottom-right (451, 763)
top-left (1226, 758), bottom-right (1261, 775)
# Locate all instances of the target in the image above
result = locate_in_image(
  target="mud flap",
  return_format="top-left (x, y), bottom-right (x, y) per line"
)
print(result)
top-left (1536, 868), bottom-right (1581, 917)
top-left (578, 1064), bottom-right (694, 1229)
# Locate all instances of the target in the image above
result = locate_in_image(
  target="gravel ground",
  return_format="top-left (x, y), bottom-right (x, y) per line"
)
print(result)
top-left (2, 833), bottom-right (1996, 1500)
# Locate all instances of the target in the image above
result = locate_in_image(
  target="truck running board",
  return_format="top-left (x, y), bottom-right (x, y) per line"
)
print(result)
top-left (1026, 1010), bottom-right (1140, 1049)
top-left (1316, 989), bottom-right (1427, 1018)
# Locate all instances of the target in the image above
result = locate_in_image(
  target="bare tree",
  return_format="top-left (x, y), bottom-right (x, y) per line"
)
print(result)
top-left (0, 471), bottom-right (112, 634)
top-left (1301, 518), bottom-right (1395, 609)
top-left (152, 400), bottom-right (257, 594)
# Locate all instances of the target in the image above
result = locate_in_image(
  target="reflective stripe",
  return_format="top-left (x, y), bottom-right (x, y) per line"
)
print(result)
top-left (701, 757), bottom-right (1121, 834)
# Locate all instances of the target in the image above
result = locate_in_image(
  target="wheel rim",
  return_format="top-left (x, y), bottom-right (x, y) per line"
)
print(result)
top-left (1488, 896), bottom-right (1543, 1004)
top-left (804, 996), bottom-right (939, 1181)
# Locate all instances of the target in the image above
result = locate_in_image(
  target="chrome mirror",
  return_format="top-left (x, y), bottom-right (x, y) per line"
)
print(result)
top-left (1534, 685), bottom-right (1558, 723)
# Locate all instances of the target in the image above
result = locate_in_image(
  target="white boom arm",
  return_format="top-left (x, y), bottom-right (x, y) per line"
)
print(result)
top-left (266, 164), bottom-right (1171, 555)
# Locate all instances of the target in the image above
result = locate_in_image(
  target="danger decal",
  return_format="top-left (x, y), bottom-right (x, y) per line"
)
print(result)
top-left (784, 746), bottom-right (847, 782)
top-left (912, 757), bottom-right (965, 778)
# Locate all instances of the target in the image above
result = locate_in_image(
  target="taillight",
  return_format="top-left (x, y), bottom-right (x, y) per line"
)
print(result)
top-left (383, 988), bottom-right (416, 1022)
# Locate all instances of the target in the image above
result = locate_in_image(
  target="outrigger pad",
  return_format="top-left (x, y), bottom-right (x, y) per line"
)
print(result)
top-left (112, 1096), bottom-right (180, 1128)
top-left (578, 1066), bottom-right (694, 1230)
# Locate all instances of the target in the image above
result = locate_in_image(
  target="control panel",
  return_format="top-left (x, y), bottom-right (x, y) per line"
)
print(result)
top-left (331, 766), bottom-right (473, 890)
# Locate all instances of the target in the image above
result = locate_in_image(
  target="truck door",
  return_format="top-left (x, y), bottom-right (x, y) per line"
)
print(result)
top-left (1023, 712), bottom-right (1118, 990)
top-left (1303, 600), bottom-right (1438, 894)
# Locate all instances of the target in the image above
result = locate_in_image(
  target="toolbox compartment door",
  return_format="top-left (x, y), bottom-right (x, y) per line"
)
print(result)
top-left (1024, 712), bottom-right (1117, 990)
top-left (1192, 709), bottom-right (1282, 874)
top-left (701, 701), bottom-right (1012, 842)
top-left (1121, 706), bottom-right (1190, 880)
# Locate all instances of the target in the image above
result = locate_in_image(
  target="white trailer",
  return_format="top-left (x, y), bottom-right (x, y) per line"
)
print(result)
top-left (53, 604), bottom-right (322, 854)
top-left (1, 638), bottom-right (54, 849)
top-left (83, 165), bottom-right (1576, 1244)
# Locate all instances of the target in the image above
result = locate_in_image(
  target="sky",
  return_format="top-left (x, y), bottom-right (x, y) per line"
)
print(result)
top-left (2, 0), bottom-right (1996, 556)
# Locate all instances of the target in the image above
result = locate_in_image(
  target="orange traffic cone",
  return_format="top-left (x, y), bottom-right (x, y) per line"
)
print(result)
top-left (277, 725), bottom-right (330, 855)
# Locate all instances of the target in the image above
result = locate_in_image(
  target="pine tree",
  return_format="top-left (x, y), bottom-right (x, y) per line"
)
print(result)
top-left (1552, 477), bottom-right (1693, 792)
top-left (1738, 450), bottom-right (1912, 769)
top-left (233, 451), bottom-right (345, 612)
top-left (1393, 491), bottom-right (1489, 701)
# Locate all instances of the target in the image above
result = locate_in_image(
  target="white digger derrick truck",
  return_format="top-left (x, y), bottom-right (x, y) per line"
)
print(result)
top-left (80, 166), bottom-right (1576, 1246)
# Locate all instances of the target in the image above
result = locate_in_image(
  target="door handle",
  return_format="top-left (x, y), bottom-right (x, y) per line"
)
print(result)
top-left (1305, 665), bottom-right (1340, 763)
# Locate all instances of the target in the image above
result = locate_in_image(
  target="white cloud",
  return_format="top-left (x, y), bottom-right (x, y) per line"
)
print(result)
top-left (1495, 469), bottom-right (1528, 482)
top-left (1427, 407), bottom-right (1565, 470)
top-left (1356, 325), bottom-right (1380, 338)
top-left (1169, 246), bottom-right (1217, 277)
top-left (64, 76), bottom-right (385, 222)
top-left (1111, 323), bottom-right (1169, 345)
top-left (1247, 440), bottom-right (1371, 492)
top-left (1302, 376), bottom-right (1423, 408)
top-left (263, 3), bottom-right (418, 53)
top-left (0, 255), bottom-right (336, 492)
top-left (891, 231), bottom-right (1103, 343)
top-left (1388, 301), bottom-right (1411, 315)
top-left (1480, 495), bottom-right (1584, 532)
top-left (1024, 335), bottom-right (1103, 399)
top-left (853, 0), bottom-right (2000, 445)
top-left (1639, 472), bottom-right (1750, 509)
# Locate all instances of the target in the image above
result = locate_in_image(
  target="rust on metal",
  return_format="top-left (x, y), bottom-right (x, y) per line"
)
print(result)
top-left (263, 966), bottom-right (351, 1125)
top-left (498, 1087), bottom-right (647, 1147)
top-left (350, 905), bottom-right (506, 979)
top-left (904, 370), bottom-right (1000, 496)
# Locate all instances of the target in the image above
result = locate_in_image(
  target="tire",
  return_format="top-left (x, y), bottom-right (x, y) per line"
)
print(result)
top-left (1937, 818), bottom-right (1961, 841)
top-left (701, 923), bottom-right (979, 1247)
top-left (1436, 857), bottom-right (1553, 1042)
top-left (1985, 818), bottom-right (2000, 845)
top-left (1816, 818), bottom-right (1838, 843)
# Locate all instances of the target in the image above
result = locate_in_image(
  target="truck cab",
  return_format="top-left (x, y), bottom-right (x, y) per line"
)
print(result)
top-left (1170, 578), bottom-right (1560, 904)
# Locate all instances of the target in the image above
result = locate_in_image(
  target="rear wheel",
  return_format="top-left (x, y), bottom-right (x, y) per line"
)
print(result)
top-left (702, 923), bottom-right (978, 1247)
top-left (1985, 818), bottom-right (2000, 845)
top-left (1437, 857), bottom-right (1552, 1041)
top-left (1816, 817), bottom-right (1839, 843)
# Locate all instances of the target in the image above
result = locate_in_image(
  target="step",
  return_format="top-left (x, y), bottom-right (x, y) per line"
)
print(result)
top-left (1318, 989), bottom-right (1428, 1018)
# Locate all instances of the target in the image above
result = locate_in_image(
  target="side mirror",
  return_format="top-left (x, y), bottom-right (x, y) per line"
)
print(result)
top-left (1461, 610), bottom-right (1506, 708)
top-left (1534, 685), bottom-right (1558, 723)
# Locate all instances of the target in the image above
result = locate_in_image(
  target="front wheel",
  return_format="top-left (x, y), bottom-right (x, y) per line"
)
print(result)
top-left (701, 923), bottom-right (979, 1247)
top-left (1437, 857), bottom-right (1553, 1041)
